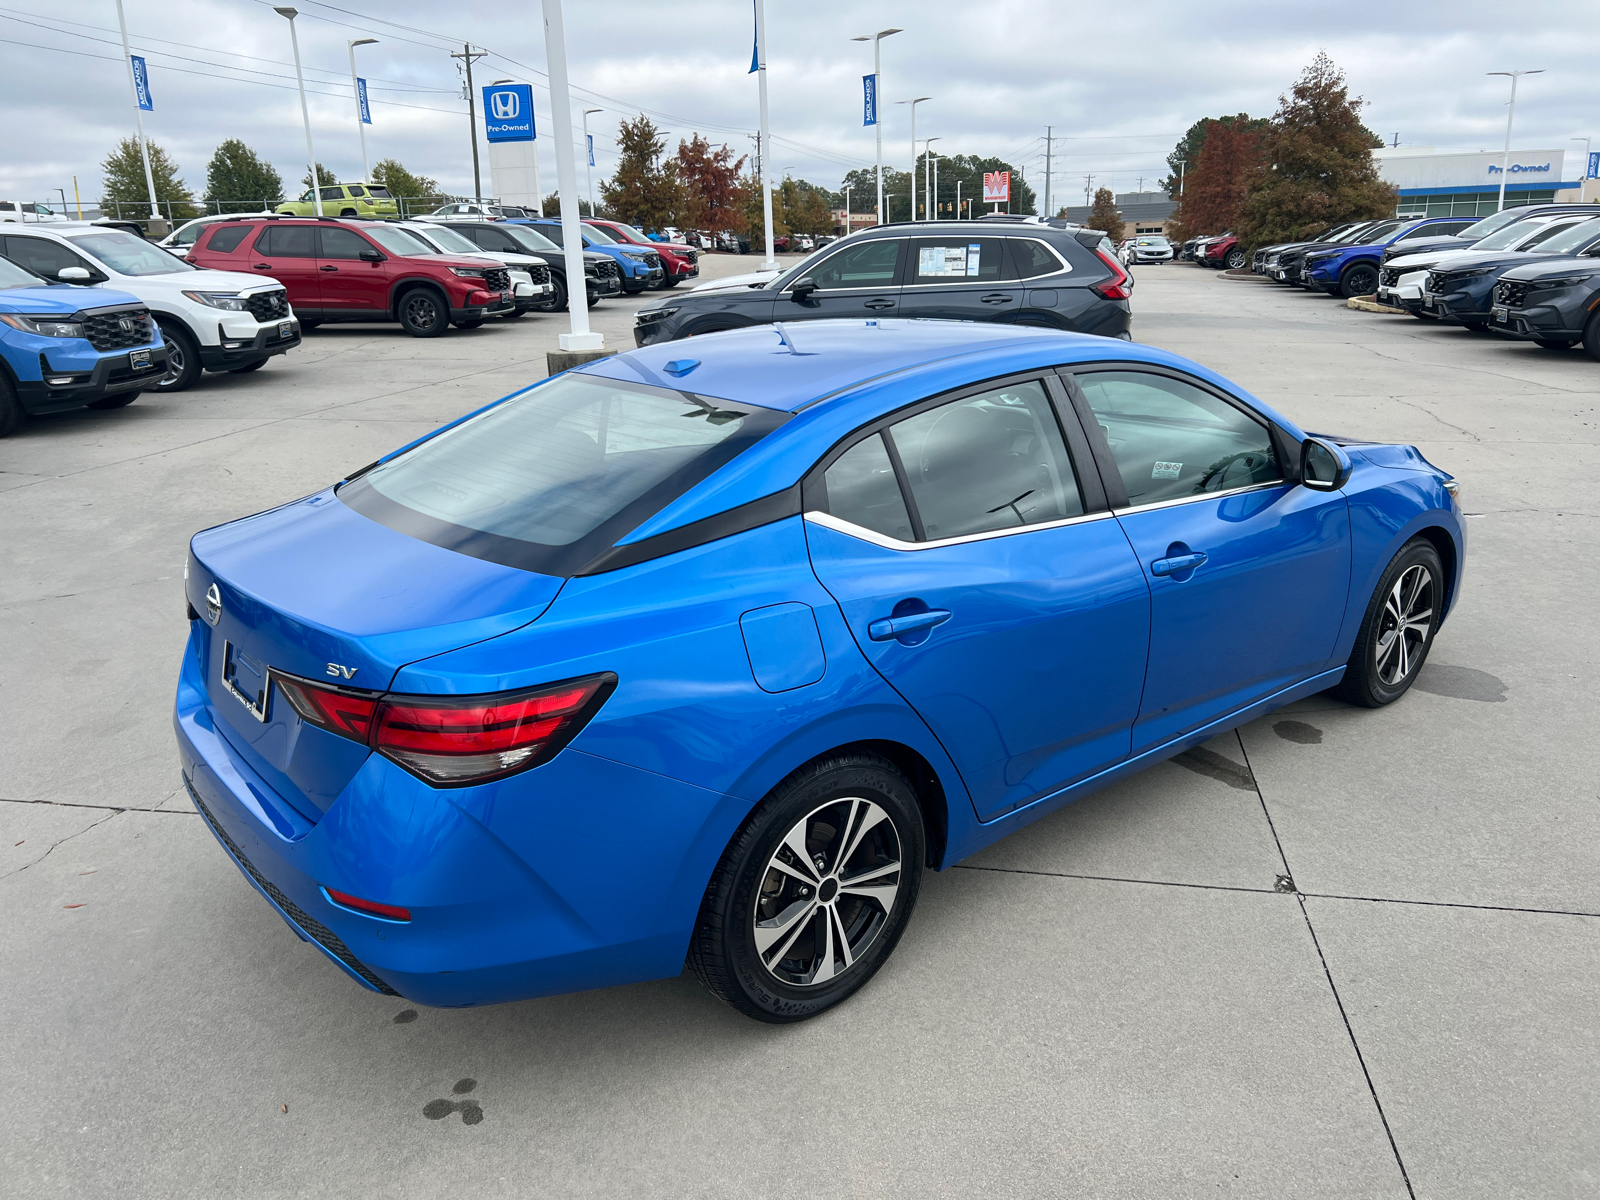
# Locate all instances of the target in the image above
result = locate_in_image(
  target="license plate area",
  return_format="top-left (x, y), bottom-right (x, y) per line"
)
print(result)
top-left (278, 320), bottom-right (293, 338)
top-left (222, 639), bottom-right (271, 722)
top-left (130, 349), bottom-right (151, 369)
top-left (1492, 305), bottom-right (1508, 323)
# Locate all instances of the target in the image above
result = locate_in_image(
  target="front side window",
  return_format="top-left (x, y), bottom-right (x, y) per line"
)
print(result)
top-left (1074, 370), bottom-right (1280, 507)
top-left (909, 237), bottom-right (1005, 284)
top-left (343, 375), bottom-right (787, 575)
top-left (319, 227), bottom-right (372, 259)
top-left (255, 225), bottom-right (317, 258)
top-left (539, 224), bottom-right (566, 246)
top-left (5, 236), bottom-right (89, 279)
top-left (884, 381), bottom-right (1084, 541)
top-left (467, 226), bottom-right (520, 253)
top-left (172, 223), bottom-right (204, 246)
top-left (1010, 238), bottom-right (1068, 279)
top-left (581, 223), bottom-right (617, 244)
top-left (502, 226), bottom-right (559, 253)
top-left (419, 225), bottom-right (484, 255)
top-left (66, 231), bottom-right (193, 275)
top-left (801, 239), bottom-right (903, 290)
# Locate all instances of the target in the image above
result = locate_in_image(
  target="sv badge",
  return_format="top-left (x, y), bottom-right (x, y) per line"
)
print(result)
top-left (326, 663), bottom-right (358, 680)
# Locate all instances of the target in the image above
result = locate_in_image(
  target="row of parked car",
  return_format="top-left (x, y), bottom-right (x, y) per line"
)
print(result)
top-left (1244, 203), bottom-right (1600, 355)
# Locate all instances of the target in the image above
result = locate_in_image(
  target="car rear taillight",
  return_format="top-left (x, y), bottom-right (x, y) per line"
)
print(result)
top-left (276, 671), bottom-right (617, 787)
top-left (1091, 249), bottom-right (1133, 301)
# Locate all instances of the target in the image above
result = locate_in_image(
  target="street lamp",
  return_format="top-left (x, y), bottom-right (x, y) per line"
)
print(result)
top-left (841, 182), bottom-right (851, 237)
top-left (348, 37), bottom-right (377, 184)
top-left (1573, 135), bottom-right (1593, 184)
top-left (895, 96), bottom-right (931, 221)
top-left (1488, 69), bottom-right (1544, 212)
top-left (924, 137), bottom-right (941, 219)
top-left (274, 8), bottom-right (323, 217)
top-left (1175, 158), bottom-right (1186, 196)
top-left (850, 28), bottom-right (901, 228)
top-left (583, 108), bottom-right (602, 217)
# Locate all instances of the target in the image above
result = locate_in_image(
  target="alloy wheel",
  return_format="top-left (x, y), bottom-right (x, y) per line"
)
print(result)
top-left (1374, 564), bottom-right (1434, 686)
top-left (753, 797), bottom-right (902, 987)
top-left (157, 340), bottom-right (185, 388)
top-left (403, 293), bottom-right (440, 332)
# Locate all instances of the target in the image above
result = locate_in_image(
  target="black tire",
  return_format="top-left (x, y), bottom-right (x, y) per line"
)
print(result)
top-left (687, 752), bottom-right (925, 1023)
top-left (661, 276), bottom-right (681, 288)
top-left (1584, 310), bottom-right (1600, 362)
top-left (152, 321), bottom-right (201, 393)
top-left (622, 280), bottom-right (646, 295)
top-left (227, 358), bottom-right (268, 374)
top-left (298, 319), bottom-right (323, 331)
top-left (396, 287), bottom-right (448, 337)
top-left (532, 275), bottom-right (567, 314)
top-left (453, 319), bottom-right (486, 330)
top-left (0, 373), bottom-right (25, 437)
top-left (1462, 321), bottom-right (1490, 333)
top-left (85, 390), bottom-right (140, 410)
top-left (1535, 337), bottom-right (1576, 350)
top-left (1225, 248), bottom-right (1248, 270)
top-left (500, 308), bottom-right (525, 320)
top-left (1410, 308), bottom-right (1439, 321)
top-left (1340, 264), bottom-right (1379, 298)
top-left (339, 209), bottom-right (357, 217)
top-left (1332, 537), bottom-right (1444, 708)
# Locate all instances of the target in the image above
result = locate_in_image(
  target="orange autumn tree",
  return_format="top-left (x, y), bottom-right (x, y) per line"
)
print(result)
top-left (1169, 115), bottom-right (1263, 241)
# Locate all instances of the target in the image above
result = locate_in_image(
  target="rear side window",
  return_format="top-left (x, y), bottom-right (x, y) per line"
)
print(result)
top-left (319, 186), bottom-right (344, 201)
top-left (320, 228), bottom-right (371, 259)
top-left (256, 226), bottom-right (317, 257)
top-left (539, 224), bottom-right (565, 246)
top-left (909, 237), bottom-right (1005, 283)
top-left (1009, 239), bottom-right (1068, 278)
top-left (825, 435), bottom-right (913, 540)
top-left (204, 225), bottom-right (251, 253)
top-left (1074, 370), bottom-right (1280, 506)
top-left (342, 375), bottom-right (787, 575)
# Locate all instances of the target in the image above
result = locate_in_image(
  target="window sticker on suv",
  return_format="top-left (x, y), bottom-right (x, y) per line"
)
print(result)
top-left (917, 244), bottom-right (983, 277)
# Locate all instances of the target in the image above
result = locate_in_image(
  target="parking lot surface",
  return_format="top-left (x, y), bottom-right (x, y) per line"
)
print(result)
top-left (3, 258), bottom-right (1596, 1198)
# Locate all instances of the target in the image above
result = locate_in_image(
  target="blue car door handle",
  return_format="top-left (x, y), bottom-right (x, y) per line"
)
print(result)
top-left (1151, 551), bottom-right (1208, 576)
top-left (868, 609), bottom-right (952, 641)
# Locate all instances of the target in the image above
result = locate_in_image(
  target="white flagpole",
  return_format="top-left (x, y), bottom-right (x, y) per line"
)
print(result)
top-left (542, 0), bottom-right (601, 351)
top-left (114, 0), bottom-right (161, 223)
top-left (755, 0), bottom-right (777, 270)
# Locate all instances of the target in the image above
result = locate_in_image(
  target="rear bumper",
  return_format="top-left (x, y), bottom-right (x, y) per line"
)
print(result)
top-left (15, 345), bottom-right (168, 413)
top-left (173, 633), bottom-right (722, 1007)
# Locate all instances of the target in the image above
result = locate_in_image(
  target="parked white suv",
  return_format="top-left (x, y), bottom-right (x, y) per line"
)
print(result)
top-left (395, 221), bottom-right (553, 316)
top-left (0, 223), bottom-right (300, 391)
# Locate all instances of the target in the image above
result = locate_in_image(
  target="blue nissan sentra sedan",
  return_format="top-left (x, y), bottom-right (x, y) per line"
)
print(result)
top-left (176, 319), bottom-right (1464, 1022)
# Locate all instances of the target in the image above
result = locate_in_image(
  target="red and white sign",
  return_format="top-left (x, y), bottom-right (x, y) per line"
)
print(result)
top-left (982, 171), bottom-right (1011, 203)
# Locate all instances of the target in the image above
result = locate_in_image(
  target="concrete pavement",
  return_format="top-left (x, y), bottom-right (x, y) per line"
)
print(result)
top-left (3, 256), bottom-right (1595, 1198)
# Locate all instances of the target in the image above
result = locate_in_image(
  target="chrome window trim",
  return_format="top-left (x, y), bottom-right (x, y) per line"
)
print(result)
top-left (1110, 479), bottom-right (1286, 517)
top-left (804, 507), bottom-right (1113, 552)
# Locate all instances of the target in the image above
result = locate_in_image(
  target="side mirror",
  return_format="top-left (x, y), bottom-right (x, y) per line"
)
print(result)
top-left (359, 248), bottom-right (384, 262)
top-left (57, 266), bottom-right (92, 283)
top-left (1301, 436), bottom-right (1353, 491)
top-left (790, 276), bottom-right (818, 300)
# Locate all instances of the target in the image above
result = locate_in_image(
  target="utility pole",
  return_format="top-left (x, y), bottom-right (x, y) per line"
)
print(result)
top-left (451, 44), bottom-right (488, 201)
top-left (1391, 132), bottom-right (1399, 148)
top-left (1044, 125), bottom-right (1053, 219)
top-left (1084, 174), bottom-right (1094, 207)
top-left (1136, 175), bottom-right (1144, 195)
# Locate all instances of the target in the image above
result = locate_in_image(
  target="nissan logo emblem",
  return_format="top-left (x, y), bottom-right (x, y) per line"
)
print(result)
top-left (204, 583), bottom-right (222, 626)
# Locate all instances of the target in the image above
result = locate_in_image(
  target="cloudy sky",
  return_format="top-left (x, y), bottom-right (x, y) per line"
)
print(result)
top-left (2, 0), bottom-right (1597, 211)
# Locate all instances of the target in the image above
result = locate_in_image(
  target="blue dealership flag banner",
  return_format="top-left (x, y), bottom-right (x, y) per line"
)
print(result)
top-left (482, 82), bottom-right (535, 143)
top-left (130, 55), bottom-right (153, 111)
top-left (863, 73), bottom-right (878, 126)
top-left (356, 77), bottom-right (371, 124)
top-left (1589, 151), bottom-right (1599, 180)
top-left (587, 133), bottom-right (595, 167)
top-left (749, 0), bottom-right (759, 72)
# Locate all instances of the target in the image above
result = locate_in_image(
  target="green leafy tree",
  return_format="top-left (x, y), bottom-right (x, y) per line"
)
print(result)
top-left (916, 154), bottom-right (1036, 218)
top-left (298, 163), bottom-right (339, 193)
top-left (99, 136), bottom-right (198, 221)
top-left (780, 178), bottom-right (835, 236)
top-left (599, 116), bottom-right (682, 229)
top-left (1168, 116), bottom-right (1263, 240)
top-left (538, 193), bottom-right (597, 218)
top-left (1236, 53), bottom-right (1399, 251)
top-left (838, 166), bottom-right (913, 223)
top-left (372, 159), bottom-right (443, 214)
top-left (675, 134), bottom-right (745, 232)
top-left (203, 139), bottom-right (283, 212)
top-left (1086, 188), bottom-right (1125, 242)
top-left (738, 171), bottom-right (785, 240)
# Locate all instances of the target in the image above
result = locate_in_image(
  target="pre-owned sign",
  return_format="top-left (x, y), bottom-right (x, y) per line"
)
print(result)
top-left (483, 83), bottom-right (535, 143)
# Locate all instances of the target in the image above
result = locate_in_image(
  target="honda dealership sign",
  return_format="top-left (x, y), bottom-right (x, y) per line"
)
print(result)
top-left (482, 83), bottom-right (535, 143)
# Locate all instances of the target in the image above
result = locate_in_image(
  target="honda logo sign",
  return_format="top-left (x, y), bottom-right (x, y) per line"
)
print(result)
top-left (482, 83), bottom-right (535, 143)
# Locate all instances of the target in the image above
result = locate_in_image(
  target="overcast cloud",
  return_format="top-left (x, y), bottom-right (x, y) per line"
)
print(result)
top-left (2, 0), bottom-right (1597, 209)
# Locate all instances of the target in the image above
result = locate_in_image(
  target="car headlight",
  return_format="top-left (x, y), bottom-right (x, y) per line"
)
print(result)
top-left (0, 313), bottom-right (85, 337)
top-left (1453, 267), bottom-right (1495, 279)
top-left (636, 307), bottom-right (679, 323)
top-left (450, 267), bottom-right (487, 278)
top-left (621, 251), bottom-right (651, 262)
top-left (181, 290), bottom-right (249, 311)
top-left (1534, 274), bottom-right (1600, 290)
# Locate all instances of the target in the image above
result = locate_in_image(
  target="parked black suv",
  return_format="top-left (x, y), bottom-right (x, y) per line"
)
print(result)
top-left (448, 222), bottom-right (622, 311)
top-left (634, 220), bottom-right (1133, 346)
top-left (1380, 203), bottom-right (1600, 265)
top-left (1491, 254), bottom-right (1600, 354)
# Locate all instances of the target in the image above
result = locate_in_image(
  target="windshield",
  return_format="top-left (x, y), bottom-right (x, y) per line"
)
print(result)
top-left (581, 223), bottom-right (618, 244)
top-left (66, 230), bottom-right (193, 275)
top-left (501, 225), bottom-right (560, 253)
top-left (1517, 218), bottom-right (1595, 250)
top-left (1474, 217), bottom-right (1563, 251)
top-left (1458, 208), bottom-right (1542, 240)
top-left (365, 225), bottom-right (434, 256)
top-left (0, 257), bottom-right (43, 288)
top-left (1532, 217), bottom-right (1600, 255)
top-left (343, 374), bottom-right (787, 575)
top-left (417, 225), bottom-right (484, 255)
top-left (1353, 221), bottom-right (1404, 245)
top-left (1136, 237), bottom-right (1169, 246)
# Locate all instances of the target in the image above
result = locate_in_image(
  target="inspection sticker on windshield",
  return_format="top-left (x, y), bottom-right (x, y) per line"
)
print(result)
top-left (918, 244), bottom-right (981, 277)
top-left (1152, 461), bottom-right (1183, 479)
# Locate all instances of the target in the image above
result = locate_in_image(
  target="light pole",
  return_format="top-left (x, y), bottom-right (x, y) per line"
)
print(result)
top-left (1488, 69), bottom-right (1544, 212)
top-left (114, 0), bottom-right (160, 224)
top-left (540, 0), bottom-right (600, 353)
top-left (1573, 136), bottom-right (1593, 183)
top-left (348, 37), bottom-right (377, 183)
top-left (925, 138), bottom-right (941, 218)
top-left (955, 179), bottom-right (961, 222)
top-left (583, 108), bottom-right (602, 217)
top-left (274, 8), bottom-right (322, 217)
top-left (850, 28), bottom-right (901, 229)
top-left (896, 96), bottom-right (931, 221)
top-left (842, 183), bottom-right (851, 237)
top-left (753, 0), bottom-right (777, 269)
top-left (1176, 158), bottom-right (1186, 196)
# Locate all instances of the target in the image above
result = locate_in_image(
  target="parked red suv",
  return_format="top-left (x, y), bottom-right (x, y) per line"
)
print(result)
top-left (585, 219), bottom-right (699, 288)
top-left (186, 217), bottom-right (515, 337)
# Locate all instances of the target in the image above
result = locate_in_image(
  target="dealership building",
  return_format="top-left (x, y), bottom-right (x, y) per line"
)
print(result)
top-left (1375, 147), bottom-right (1593, 217)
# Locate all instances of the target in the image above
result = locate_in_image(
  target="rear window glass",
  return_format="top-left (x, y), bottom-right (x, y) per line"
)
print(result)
top-left (341, 374), bottom-right (787, 576)
top-left (205, 225), bottom-right (251, 253)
